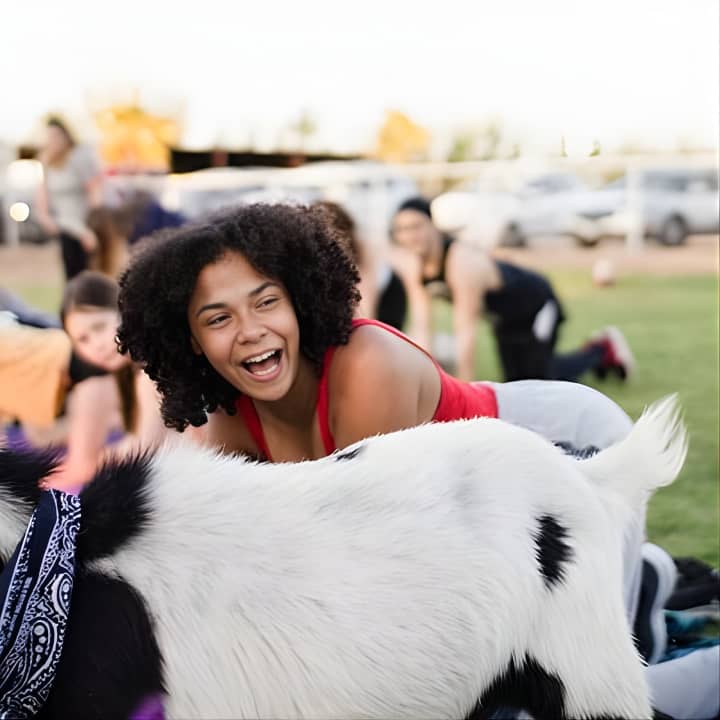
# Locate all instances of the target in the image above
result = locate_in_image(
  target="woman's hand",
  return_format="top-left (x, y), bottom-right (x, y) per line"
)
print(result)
top-left (39, 216), bottom-right (60, 237)
top-left (79, 228), bottom-right (98, 253)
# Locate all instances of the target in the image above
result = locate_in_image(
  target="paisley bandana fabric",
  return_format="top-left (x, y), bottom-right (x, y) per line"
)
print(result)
top-left (0, 490), bottom-right (81, 719)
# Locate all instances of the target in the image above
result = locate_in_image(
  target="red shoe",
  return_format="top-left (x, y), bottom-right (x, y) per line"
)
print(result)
top-left (588, 326), bottom-right (636, 380)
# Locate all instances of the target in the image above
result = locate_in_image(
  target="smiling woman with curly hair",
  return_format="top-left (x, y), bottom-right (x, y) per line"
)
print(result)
top-left (117, 203), bottom-right (361, 439)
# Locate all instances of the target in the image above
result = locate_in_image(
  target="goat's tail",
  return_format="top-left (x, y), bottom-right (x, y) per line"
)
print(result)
top-left (578, 394), bottom-right (687, 510)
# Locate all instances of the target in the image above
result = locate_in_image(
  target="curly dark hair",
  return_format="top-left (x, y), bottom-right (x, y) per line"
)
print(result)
top-left (117, 203), bottom-right (361, 431)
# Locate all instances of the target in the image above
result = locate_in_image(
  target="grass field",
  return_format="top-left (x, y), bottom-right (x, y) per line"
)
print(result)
top-left (7, 271), bottom-right (720, 566)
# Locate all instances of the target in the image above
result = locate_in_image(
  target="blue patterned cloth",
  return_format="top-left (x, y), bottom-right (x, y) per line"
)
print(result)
top-left (0, 490), bottom-right (81, 719)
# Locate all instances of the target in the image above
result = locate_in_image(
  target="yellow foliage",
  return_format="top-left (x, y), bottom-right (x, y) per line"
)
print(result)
top-left (94, 105), bottom-right (180, 171)
top-left (375, 110), bottom-right (430, 163)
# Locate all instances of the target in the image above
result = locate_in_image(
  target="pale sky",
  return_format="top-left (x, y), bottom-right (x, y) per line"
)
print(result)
top-left (2, 0), bottom-right (718, 156)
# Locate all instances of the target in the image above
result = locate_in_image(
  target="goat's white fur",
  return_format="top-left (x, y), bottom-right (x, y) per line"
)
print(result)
top-left (3, 396), bottom-right (687, 719)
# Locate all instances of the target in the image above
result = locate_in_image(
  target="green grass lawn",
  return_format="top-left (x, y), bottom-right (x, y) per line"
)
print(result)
top-left (8, 273), bottom-right (720, 565)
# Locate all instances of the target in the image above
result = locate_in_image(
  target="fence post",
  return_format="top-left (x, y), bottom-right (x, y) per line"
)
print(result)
top-left (625, 162), bottom-right (644, 252)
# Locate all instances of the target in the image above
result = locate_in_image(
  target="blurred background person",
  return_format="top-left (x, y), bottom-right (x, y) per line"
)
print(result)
top-left (390, 196), bottom-right (635, 384)
top-left (85, 206), bottom-right (130, 278)
top-left (33, 116), bottom-right (104, 281)
top-left (0, 286), bottom-right (61, 328)
top-left (55, 270), bottom-right (198, 488)
top-left (313, 200), bottom-right (407, 330)
top-left (1, 271), bottom-right (202, 493)
top-left (0, 309), bottom-right (116, 465)
top-left (119, 189), bottom-right (186, 246)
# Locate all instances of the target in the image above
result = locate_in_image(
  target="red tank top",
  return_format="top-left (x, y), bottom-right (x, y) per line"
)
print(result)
top-left (235, 318), bottom-right (498, 461)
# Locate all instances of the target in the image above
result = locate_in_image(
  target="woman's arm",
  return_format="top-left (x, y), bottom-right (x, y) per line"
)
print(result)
top-left (74, 173), bottom-right (104, 253)
top-left (389, 246), bottom-right (433, 351)
top-left (446, 244), bottom-right (486, 382)
top-left (34, 180), bottom-right (59, 237)
top-left (132, 370), bottom-right (170, 449)
top-left (45, 375), bottom-right (120, 490)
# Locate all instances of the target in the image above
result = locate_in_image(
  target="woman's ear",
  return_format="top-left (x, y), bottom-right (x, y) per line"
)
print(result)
top-left (190, 336), bottom-right (202, 355)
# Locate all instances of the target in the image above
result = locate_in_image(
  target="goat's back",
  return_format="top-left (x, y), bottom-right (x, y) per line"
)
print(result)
top-left (77, 418), bottom-right (647, 719)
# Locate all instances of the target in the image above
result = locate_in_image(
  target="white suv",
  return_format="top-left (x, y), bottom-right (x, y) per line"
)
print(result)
top-left (578, 168), bottom-right (719, 246)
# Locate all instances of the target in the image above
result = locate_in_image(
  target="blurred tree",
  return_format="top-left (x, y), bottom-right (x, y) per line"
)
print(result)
top-left (446, 121), bottom-right (505, 162)
top-left (375, 110), bottom-right (430, 163)
top-left (290, 110), bottom-right (317, 153)
top-left (447, 132), bottom-right (475, 162)
top-left (94, 104), bottom-right (180, 172)
top-left (476, 121), bottom-right (502, 161)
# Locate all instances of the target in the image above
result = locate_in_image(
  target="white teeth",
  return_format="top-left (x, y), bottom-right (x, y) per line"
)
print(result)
top-left (245, 350), bottom-right (277, 364)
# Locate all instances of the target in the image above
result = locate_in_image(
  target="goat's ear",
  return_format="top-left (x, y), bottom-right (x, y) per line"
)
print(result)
top-left (0, 448), bottom-right (61, 505)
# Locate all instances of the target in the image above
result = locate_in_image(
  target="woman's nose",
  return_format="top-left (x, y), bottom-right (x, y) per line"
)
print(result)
top-left (235, 320), bottom-right (266, 344)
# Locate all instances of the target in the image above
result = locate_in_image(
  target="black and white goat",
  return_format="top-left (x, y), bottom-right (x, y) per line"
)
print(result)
top-left (0, 396), bottom-right (686, 720)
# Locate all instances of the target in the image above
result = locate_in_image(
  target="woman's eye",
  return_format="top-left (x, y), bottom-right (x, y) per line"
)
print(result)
top-left (258, 297), bottom-right (278, 309)
top-left (207, 315), bottom-right (229, 326)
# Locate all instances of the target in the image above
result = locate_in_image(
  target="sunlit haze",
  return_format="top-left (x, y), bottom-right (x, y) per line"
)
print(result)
top-left (2, 0), bottom-right (718, 155)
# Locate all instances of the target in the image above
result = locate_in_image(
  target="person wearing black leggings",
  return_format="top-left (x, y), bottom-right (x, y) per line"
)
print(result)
top-left (390, 196), bottom-right (635, 383)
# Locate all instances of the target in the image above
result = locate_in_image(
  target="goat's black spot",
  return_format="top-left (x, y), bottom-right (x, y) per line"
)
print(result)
top-left (0, 447), bottom-right (60, 504)
top-left (464, 655), bottom-right (566, 720)
top-left (534, 513), bottom-right (573, 589)
top-left (334, 445), bottom-right (364, 461)
top-left (37, 571), bottom-right (164, 720)
top-left (76, 453), bottom-right (153, 562)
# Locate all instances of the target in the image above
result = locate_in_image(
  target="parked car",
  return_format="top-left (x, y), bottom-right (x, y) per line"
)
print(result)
top-left (576, 168), bottom-right (720, 246)
top-left (438, 167), bottom-right (719, 248)
top-left (158, 161), bottom-right (418, 246)
top-left (440, 172), bottom-right (604, 248)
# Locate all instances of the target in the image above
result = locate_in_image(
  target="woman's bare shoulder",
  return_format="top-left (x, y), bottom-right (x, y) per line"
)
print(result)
top-left (330, 323), bottom-right (431, 402)
top-left (327, 325), bottom-right (436, 447)
top-left (334, 323), bottom-right (411, 371)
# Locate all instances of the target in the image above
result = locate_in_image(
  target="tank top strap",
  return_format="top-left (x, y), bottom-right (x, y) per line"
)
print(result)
top-left (235, 394), bottom-right (272, 461)
top-left (349, 317), bottom-right (442, 368)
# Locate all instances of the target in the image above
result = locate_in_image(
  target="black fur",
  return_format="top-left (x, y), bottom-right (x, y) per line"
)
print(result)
top-left (0, 448), bottom-right (61, 567)
top-left (465, 655), bottom-right (566, 719)
top-left (36, 571), bottom-right (164, 720)
top-left (534, 514), bottom-right (574, 589)
top-left (76, 453), bottom-right (154, 561)
top-left (0, 447), bottom-right (60, 505)
top-left (334, 445), bottom-right (364, 461)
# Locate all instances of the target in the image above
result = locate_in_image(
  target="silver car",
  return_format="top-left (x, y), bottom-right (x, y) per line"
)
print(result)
top-left (578, 168), bottom-right (720, 246)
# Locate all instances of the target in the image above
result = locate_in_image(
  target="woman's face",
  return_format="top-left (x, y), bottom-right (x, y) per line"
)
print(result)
top-left (45, 125), bottom-right (71, 158)
top-left (64, 308), bottom-right (127, 371)
top-left (391, 209), bottom-right (436, 257)
top-left (187, 251), bottom-right (301, 403)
